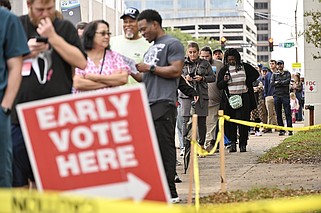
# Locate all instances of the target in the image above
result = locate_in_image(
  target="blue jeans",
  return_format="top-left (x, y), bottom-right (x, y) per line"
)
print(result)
top-left (274, 96), bottom-right (292, 131)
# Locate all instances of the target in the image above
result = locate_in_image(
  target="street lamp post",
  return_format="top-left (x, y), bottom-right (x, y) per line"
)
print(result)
top-left (295, 0), bottom-right (298, 63)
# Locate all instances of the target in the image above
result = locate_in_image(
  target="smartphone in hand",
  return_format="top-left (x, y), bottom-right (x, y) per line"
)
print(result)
top-left (36, 36), bottom-right (48, 43)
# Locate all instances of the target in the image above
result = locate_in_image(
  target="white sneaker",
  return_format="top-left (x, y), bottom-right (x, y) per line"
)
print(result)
top-left (171, 197), bottom-right (180, 204)
top-left (255, 131), bottom-right (262, 136)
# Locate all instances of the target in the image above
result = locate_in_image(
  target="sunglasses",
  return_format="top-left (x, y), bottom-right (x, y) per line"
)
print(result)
top-left (95, 31), bottom-right (112, 37)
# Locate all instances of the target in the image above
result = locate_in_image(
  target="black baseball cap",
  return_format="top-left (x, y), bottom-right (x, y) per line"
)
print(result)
top-left (277, 60), bottom-right (284, 64)
top-left (213, 48), bottom-right (223, 54)
top-left (120, 7), bottom-right (139, 19)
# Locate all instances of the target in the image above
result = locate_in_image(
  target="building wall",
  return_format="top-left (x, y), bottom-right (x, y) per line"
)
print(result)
top-left (125, 0), bottom-right (258, 65)
top-left (10, 0), bottom-right (125, 36)
top-left (303, 0), bottom-right (321, 125)
top-left (254, 0), bottom-right (271, 65)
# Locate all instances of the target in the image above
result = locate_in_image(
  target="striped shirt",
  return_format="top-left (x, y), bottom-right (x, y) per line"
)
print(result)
top-left (227, 66), bottom-right (248, 95)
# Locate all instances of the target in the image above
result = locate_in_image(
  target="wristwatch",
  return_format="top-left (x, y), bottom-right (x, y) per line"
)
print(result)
top-left (149, 65), bottom-right (156, 74)
top-left (1, 106), bottom-right (11, 115)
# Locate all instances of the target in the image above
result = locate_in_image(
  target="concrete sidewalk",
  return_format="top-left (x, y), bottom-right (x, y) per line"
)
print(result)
top-left (175, 122), bottom-right (321, 203)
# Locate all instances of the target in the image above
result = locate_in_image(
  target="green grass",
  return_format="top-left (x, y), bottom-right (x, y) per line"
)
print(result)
top-left (258, 129), bottom-right (321, 164)
top-left (200, 188), bottom-right (321, 204)
top-left (200, 129), bottom-right (321, 206)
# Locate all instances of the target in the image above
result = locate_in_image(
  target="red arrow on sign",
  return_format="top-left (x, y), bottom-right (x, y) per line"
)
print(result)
top-left (310, 86), bottom-right (314, 91)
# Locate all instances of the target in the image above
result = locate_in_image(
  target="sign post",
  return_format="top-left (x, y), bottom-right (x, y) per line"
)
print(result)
top-left (16, 85), bottom-right (170, 203)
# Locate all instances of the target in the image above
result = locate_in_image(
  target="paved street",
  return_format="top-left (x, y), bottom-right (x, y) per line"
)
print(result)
top-left (175, 122), bottom-right (321, 203)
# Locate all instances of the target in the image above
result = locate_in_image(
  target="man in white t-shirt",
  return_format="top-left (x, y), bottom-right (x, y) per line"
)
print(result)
top-left (110, 7), bottom-right (151, 84)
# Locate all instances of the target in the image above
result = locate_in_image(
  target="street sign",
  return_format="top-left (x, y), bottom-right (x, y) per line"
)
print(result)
top-left (292, 63), bottom-right (301, 74)
top-left (16, 84), bottom-right (170, 203)
top-left (305, 80), bottom-right (318, 93)
top-left (279, 42), bottom-right (295, 48)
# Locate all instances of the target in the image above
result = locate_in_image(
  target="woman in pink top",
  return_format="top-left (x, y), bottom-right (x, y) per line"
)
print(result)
top-left (73, 20), bottom-right (130, 93)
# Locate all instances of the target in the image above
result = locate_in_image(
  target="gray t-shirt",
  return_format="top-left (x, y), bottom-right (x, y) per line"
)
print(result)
top-left (142, 35), bottom-right (184, 105)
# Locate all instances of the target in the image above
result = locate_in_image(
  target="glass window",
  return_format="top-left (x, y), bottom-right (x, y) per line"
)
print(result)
top-left (178, 0), bottom-right (204, 9)
top-left (257, 34), bottom-right (268, 41)
top-left (257, 46), bottom-right (269, 52)
top-left (145, 0), bottom-right (173, 9)
top-left (254, 2), bottom-right (268, 9)
top-left (125, 0), bottom-right (141, 9)
top-left (256, 23), bottom-right (268, 31)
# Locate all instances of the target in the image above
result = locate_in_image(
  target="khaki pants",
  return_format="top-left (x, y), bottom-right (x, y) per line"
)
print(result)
top-left (265, 96), bottom-right (277, 126)
top-left (205, 105), bottom-right (220, 149)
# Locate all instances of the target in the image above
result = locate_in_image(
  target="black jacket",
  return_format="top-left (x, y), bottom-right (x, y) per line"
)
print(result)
top-left (217, 63), bottom-right (259, 111)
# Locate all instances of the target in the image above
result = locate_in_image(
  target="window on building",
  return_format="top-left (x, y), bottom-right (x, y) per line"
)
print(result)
top-left (257, 55), bottom-right (269, 62)
top-left (256, 23), bottom-right (269, 31)
top-left (255, 12), bottom-right (268, 20)
top-left (178, 0), bottom-right (204, 9)
top-left (146, 0), bottom-right (173, 9)
top-left (257, 34), bottom-right (269, 41)
top-left (257, 46), bottom-right (269, 52)
top-left (254, 2), bottom-right (269, 9)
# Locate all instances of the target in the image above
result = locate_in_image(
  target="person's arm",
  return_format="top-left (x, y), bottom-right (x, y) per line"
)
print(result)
top-left (85, 71), bottom-right (129, 87)
top-left (73, 75), bottom-right (107, 91)
top-left (1, 56), bottom-right (23, 109)
top-left (136, 60), bottom-right (183, 78)
top-left (37, 17), bottom-right (86, 69)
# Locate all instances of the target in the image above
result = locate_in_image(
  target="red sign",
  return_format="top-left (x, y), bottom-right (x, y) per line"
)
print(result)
top-left (16, 85), bottom-right (170, 202)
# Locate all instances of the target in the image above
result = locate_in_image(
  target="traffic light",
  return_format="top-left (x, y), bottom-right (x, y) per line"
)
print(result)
top-left (268, 38), bottom-right (274, 52)
top-left (221, 37), bottom-right (226, 50)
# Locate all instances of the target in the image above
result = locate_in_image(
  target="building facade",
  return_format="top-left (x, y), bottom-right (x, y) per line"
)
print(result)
top-left (254, 0), bottom-right (272, 65)
top-left (11, 0), bottom-right (125, 36)
top-left (124, 0), bottom-right (273, 65)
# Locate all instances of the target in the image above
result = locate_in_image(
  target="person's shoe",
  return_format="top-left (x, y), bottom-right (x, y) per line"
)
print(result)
top-left (171, 197), bottom-right (180, 204)
top-left (239, 145), bottom-right (247, 152)
top-left (288, 131), bottom-right (293, 136)
top-left (255, 131), bottom-right (262, 136)
top-left (262, 129), bottom-right (272, 133)
top-left (229, 144), bottom-right (237, 152)
top-left (174, 175), bottom-right (182, 183)
top-left (176, 160), bottom-right (181, 166)
top-left (180, 149), bottom-right (184, 157)
top-left (279, 131), bottom-right (285, 136)
top-left (249, 129), bottom-right (255, 135)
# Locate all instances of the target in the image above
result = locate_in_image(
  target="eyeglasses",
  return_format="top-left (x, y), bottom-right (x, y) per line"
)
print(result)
top-left (95, 31), bottom-right (112, 37)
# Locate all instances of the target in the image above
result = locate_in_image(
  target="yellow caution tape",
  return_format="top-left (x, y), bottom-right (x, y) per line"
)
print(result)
top-left (0, 189), bottom-right (321, 213)
top-left (222, 115), bottom-right (321, 132)
top-left (0, 189), bottom-right (189, 213)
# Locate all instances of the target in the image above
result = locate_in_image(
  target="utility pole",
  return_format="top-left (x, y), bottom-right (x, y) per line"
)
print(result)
top-left (295, 0), bottom-right (298, 63)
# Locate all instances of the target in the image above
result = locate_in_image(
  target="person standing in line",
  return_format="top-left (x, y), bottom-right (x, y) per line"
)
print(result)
top-left (73, 20), bottom-right (130, 93)
top-left (290, 73), bottom-right (303, 121)
top-left (271, 60), bottom-right (293, 136)
top-left (11, 0), bottom-right (86, 188)
top-left (263, 60), bottom-right (278, 133)
top-left (217, 48), bottom-right (258, 152)
top-left (213, 48), bottom-right (223, 61)
top-left (110, 7), bottom-right (151, 85)
top-left (135, 9), bottom-right (185, 203)
top-left (0, 0), bottom-right (11, 10)
top-left (199, 46), bottom-right (223, 151)
top-left (180, 42), bottom-right (215, 154)
top-left (0, 7), bottom-right (29, 187)
top-left (76, 21), bottom-right (88, 38)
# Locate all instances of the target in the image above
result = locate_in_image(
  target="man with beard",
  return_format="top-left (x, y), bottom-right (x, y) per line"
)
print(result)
top-left (110, 7), bottom-right (151, 84)
top-left (11, 0), bottom-right (86, 188)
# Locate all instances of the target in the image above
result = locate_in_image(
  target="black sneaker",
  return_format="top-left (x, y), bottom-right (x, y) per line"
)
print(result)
top-left (240, 145), bottom-right (246, 152)
top-left (279, 131), bottom-right (285, 136)
top-left (229, 144), bottom-right (237, 152)
top-left (288, 131), bottom-right (293, 136)
top-left (174, 175), bottom-right (182, 183)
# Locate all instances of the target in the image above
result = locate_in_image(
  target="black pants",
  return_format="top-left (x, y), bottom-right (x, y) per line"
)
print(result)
top-left (151, 101), bottom-right (178, 198)
top-left (224, 93), bottom-right (250, 147)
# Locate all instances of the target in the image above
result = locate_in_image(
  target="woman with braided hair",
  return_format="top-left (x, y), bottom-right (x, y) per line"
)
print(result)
top-left (217, 48), bottom-right (259, 152)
